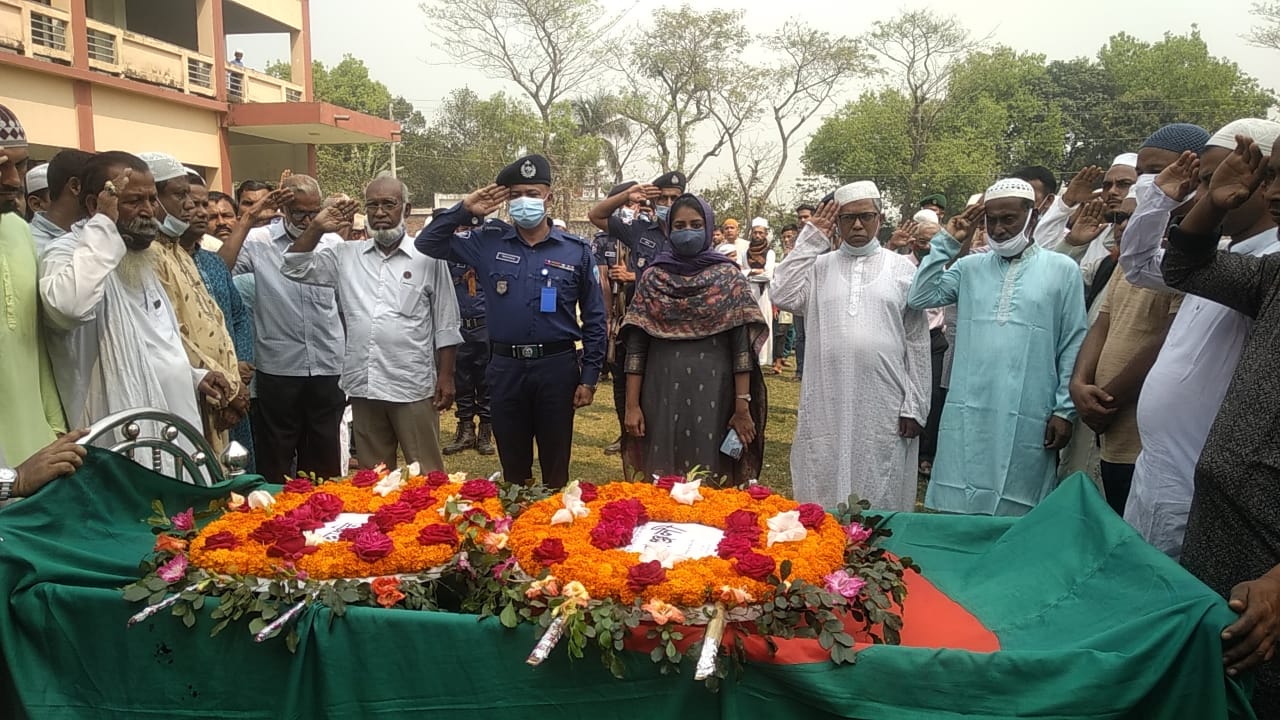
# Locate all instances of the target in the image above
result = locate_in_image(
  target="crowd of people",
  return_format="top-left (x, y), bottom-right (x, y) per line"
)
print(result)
top-left (5, 99), bottom-right (1280, 712)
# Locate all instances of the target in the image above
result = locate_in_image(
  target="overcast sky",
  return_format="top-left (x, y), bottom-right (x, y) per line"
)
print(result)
top-left (229, 0), bottom-right (1280, 197)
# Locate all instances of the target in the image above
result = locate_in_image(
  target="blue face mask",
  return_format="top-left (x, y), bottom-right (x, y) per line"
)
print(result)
top-left (509, 197), bottom-right (546, 229)
top-left (655, 205), bottom-right (670, 222)
top-left (669, 228), bottom-right (705, 257)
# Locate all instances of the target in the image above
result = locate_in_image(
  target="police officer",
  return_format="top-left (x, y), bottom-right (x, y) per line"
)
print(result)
top-left (587, 171), bottom-right (686, 454)
top-left (441, 206), bottom-right (495, 457)
top-left (417, 155), bottom-right (606, 488)
top-left (590, 181), bottom-right (638, 455)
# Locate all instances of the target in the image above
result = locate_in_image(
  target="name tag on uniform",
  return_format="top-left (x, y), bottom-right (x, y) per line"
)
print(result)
top-left (640, 237), bottom-right (657, 249)
top-left (495, 252), bottom-right (521, 264)
top-left (540, 285), bottom-right (557, 312)
top-left (544, 259), bottom-right (576, 273)
top-left (604, 250), bottom-right (617, 260)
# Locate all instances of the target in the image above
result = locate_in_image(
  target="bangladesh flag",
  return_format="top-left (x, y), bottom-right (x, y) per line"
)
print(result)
top-left (0, 450), bottom-right (1254, 719)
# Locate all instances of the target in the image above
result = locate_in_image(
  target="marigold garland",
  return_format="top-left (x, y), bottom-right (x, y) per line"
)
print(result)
top-left (508, 482), bottom-right (848, 607)
top-left (189, 475), bottom-right (506, 580)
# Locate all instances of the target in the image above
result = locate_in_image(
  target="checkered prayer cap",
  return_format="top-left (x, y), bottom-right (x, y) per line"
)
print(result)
top-left (0, 103), bottom-right (26, 148)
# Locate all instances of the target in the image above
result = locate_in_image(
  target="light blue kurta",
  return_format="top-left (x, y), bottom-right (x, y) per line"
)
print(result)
top-left (908, 233), bottom-right (1087, 516)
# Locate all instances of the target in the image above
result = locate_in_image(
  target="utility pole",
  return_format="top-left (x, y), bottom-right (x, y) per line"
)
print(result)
top-left (388, 100), bottom-right (398, 179)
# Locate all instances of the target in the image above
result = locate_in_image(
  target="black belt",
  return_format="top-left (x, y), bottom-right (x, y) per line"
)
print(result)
top-left (462, 317), bottom-right (486, 330)
top-left (491, 340), bottom-right (575, 359)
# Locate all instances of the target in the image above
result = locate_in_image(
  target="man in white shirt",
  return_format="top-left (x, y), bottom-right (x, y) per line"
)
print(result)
top-left (217, 174), bottom-right (346, 483)
top-left (40, 151), bottom-right (232, 432)
top-left (282, 177), bottom-right (462, 471)
top-left (1120, 118), bottom-right (1279, 560)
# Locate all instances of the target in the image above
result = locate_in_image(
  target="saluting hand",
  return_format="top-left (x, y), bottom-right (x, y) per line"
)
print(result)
top-left (96, 168), bottom-right (132, 222)
top-left (810, 199), bottom-right (838, 237)
top-left (889, 220), bottom-right (919, 250)
top-left (1208, 135), bottom-right (1268, 211)
top-left (243, 188), bottom-right (294, 225)
top-left (945, 202), bottom-right (985, 244)
top-left (1067, 199), bottom-right (1107, 246)
top-left (1063, 165), bottom-right (1103, 207)
top-left (1155, 151), bottom-right (1200, 202)
top-left (628, 184), bottom-right (661, 204)
top-left (463, 184), bottom-right (509, 218)
top-left (312, 199), bottom-right (358, 234)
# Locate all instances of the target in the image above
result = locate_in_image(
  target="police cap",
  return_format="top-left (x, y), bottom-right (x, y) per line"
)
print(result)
top-left (496, 154), bottom-right (552, 187)
top-left (607, 181), bottom-right (637, 197)
top-left (652, 171), bottom-right (686, 191)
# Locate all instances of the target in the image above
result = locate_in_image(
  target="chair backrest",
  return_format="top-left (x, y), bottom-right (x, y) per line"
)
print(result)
top-left (77, 407), bottom-right (248, 486)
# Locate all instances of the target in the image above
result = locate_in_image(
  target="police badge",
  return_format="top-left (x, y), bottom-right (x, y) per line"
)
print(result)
top-left (520, 160), bottom-right (536, 179)
top-left (496, 279), bottom-right (509, 295)
top-left (637, 257), bottom-right (646, 267)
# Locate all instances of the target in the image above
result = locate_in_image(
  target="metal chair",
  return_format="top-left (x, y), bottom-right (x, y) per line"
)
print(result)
top-left (77, 407), bottom-right (249, 486)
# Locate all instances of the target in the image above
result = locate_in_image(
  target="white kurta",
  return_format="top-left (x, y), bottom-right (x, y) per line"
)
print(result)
top-left (773, 225), bottom-right (932, 511)
top-left (738, 248), bottom-right (775, 365)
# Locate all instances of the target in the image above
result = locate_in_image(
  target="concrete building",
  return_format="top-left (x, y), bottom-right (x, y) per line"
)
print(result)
top-left (0, 0), bottom-right (397, 191)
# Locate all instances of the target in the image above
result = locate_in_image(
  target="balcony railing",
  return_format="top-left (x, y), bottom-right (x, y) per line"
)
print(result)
top-left (86, 25), bottom-right (115, 63)
top-left (227, 66), bottom-right (304, 104)
top-left (0, 0), bottom-right (72, 62)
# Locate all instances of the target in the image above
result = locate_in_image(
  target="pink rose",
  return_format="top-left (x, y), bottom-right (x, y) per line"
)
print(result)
top-left (460, 479), bottom-right (499, 501)
top-left (249, 517), bottom-right (301, 545)
top-left (716, 534), bottom-right (755, 560)
top-left (268, 534), bottom-right (316, 561)
top-left (589, 519), bottom-right (635, 550)
top-left (156, 553), bottom-right (188, 583)
top-left (599, 498), bottom-right (649, 527)
top-left (724, 510), bottom-right (761, 537)
top-left (796, 503), bottom-right (827, 530)
top-left (626, 560), bottom-right (667, 593)
top-left (492, 514), bottom-right (514, 534)
top-left (823, 570), bottom-right (867, 600)
top-left (372, 501), bottom-right (417, 532)
top-left (424, 470), bottom-right (451, 489)
top-left (399, 486), bottom-right (435, 511)
top-left (532, 538), bottom-right (568, 566)
top-left (734, 552), bottom-right (776, 581)
top-left (170, 508), bottom-right (195, 532)
top-left (845, 524), bottom-right (873, 545)
top-left (417, 523), bottom-right (459, 547)
top-left (306, 492), bottom-right (344, 522)
top-left (578, 482), bottom-right (599, 502)
top-left (655, 476), bottom-right (682, 491)
top-left (746, 484), bottom-right (772, 500)
top-left (491, 556), bottom-right (517, 579)
top-left (283, 478), bottom-right (314, 494)
top-left (351, 469), bottom-right (379, 487)
top-left (352, 528), bottom-right (394, 562)
top-left (338, 521), bottom-right (379, 542)
top-left (285, 504), bottom-right (324, 531)
top-left (203, 531), bottom-right (240, 551)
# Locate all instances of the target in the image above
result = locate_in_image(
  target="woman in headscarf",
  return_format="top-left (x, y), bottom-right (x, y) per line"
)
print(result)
top-left (620, 195), bottom-right (770, 484)
top-left (740, 217), bottom-right (776, 366)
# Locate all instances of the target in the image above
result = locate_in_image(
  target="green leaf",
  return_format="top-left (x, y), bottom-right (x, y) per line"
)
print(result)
top-left (122, 584), bottom-right (153, 602)
top-left (498, 603), bottom-right (519, 628)
top-left (285, 628), bottom-right (300, 654)
top-left (181, 610), bottom-right (196, 628)
top-left (778, 559), bottom-right (792, 581)
top-left (248, 617), bottom-right (268, 635)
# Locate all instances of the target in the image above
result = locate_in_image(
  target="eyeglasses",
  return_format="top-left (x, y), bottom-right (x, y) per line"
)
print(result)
top-left (365, 200), bottom-right (402, 212)
top-left (837, 212), bottom-right (880, 226)
top-left (288, 208), bottom-right (319, 221)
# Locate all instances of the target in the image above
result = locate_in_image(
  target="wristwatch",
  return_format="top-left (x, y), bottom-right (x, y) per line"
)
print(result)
top-left (0, 467), bottom-right (17, 501)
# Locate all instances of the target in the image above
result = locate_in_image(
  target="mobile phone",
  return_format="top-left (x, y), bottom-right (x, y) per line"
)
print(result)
top-left (720, 429), bottom-right (744, 459)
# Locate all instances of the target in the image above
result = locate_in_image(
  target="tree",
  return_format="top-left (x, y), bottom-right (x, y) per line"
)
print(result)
top-left (570, 93), bottom-right (640, 184)
top-left (1246, 2), bottom-right (1280, 50)
top-left (404, 89), bottom-right (543, 197)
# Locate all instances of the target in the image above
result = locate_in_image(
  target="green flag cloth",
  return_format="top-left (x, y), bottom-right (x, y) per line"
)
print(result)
top-left (0, 450), bottom-right (1255, 719)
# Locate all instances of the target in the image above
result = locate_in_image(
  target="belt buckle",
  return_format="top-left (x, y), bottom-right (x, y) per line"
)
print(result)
top-left (519, 345), bottom-right (536, 359)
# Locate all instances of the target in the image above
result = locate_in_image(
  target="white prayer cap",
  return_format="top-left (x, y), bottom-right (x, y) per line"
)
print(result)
top-left (912, 209), bottom-right (939, 225)
top-left (1111, 152), bottom-right (1138, 168)
top-left (552, 218), bottom-right (566, 229)
top-left (25, 164), bottom-right (47, 194)
top-left (984, 178), bottom-right (1036, 202)
top-left (965, 193), bottom-right (982, 208)
top-left (715, 242), bottom-right (737, 256)
top-left (138, 152), bottom-right (187, 182)
top-left (1206, 118), bottom-right (1280, 157)
top-left (235, 48), bottom-right (244, 54)
top-left (750, 216), bottom-right (768, 229)
top-left (833, 181), bottom-right (880, 207)
top-left (183, 166), bottom-right (205, 185)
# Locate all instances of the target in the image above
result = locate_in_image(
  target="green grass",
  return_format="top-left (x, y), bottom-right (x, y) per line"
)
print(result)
top-left (438, 365), bottom-right (804, 496)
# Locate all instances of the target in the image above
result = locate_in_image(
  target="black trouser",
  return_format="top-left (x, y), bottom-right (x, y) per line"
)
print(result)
top-left (921, 327), bottom-right (949, 460)
top-left (611, 336), bottom-right (626, 433)
top-left (253, 372), bottom-right (346, 483)
top-left (794, 315), bottom-right (806, 377)
top-left (773, 319), bottom-right (792, 361)
top-left (487, 350), bottom-right (579, 488)
top-left (1100, 461), bottom-right (1134, 516)
top-left (454, 338), bottom-right (491, 424)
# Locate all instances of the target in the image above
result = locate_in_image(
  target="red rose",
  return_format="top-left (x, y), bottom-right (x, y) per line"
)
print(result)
top-left (306, 492), bottom-right (344, 522)
top-left (283, 478), bottom-right (314, 494)
top-left (724, 510), bottom-right (761, 537)
top-left (248, 517), bottom-right (301, 545)
top-left (424, 470), bottom-right (450, 489)
top-left (267, 534), bottom-right (316, 561)
top-left (417, 523), bottom-right (459, 547)
top-left (351, 469), bottom-right (380, 487)
top-left (338, 521), bottom-right (379, 542)
top-left (734, 552), bottom-right (776, 581)
top-left (716, 534), bottom-right (755, 560)
top-left (796, 503), bottom-right (827, 530)
top-left (746, 485), bottom-right (772, 500)
top-left (626, 560), bottom-right (667, 593)
top-left (203, 530), bottom-right (240, 551)
top-left (578, 482), bottom-right (598, 503)
top-left (655, 475), bottom-right (682, 490)
top-left (460, 479), bottom-right (499, 501)
top-left (372, 501), bottom-right (417, 532)
top-left (352, 528), bottom-right (394, 562)
top-left (532, 538), bottom-right (568, 566)
top-left (462, 507), bottom-right (491, 525)
top-left (285, 504), bottom-right (324, 531)
top-left (599, 498), bottom-right (649, 527)
top-left (589, 519), bottom-right (635, 550)
top-left (399, 486), bottom-right (435, 511)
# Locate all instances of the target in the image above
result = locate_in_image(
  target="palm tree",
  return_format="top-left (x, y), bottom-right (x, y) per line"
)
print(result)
top-left (571, 93), bottom-right (639, 185)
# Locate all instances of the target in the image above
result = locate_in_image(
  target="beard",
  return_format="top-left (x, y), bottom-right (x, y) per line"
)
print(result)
top-left (115, 246), bottom-right (158, 291)
top-left (0, 198), bottom-right (17, 215)
top-left (119, 216), bottom-right (160, 251)
top-left (370, 223), bottom-right (405, 248)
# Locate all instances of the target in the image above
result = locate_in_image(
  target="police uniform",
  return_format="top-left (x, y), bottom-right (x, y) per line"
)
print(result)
top-left (444, 259), bottom-right (494, 455)
top-left (416, 155), bottom-right (607, 488)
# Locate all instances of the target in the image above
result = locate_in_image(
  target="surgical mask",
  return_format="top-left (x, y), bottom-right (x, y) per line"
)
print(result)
top-left (509, 197), bottom-right (546, 229)
top-left (669, 228), bottom-right (705, 257)
top-left (655, 205), bottom-right (669, 222)
top-left (159, 211), bottom-right (190, 238)
top-left (987, 214), bottom-right (1033, 258)
top-left (839, 239), bottom-right (879, 257)
top-left (617, 208), bottom-right (635, 223)
top-left (283, 215), bottom-right (305, 239)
